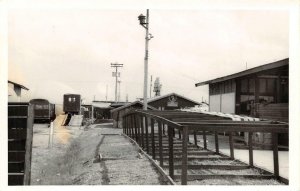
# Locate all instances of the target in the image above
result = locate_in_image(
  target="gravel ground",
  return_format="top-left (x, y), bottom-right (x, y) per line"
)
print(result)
top-left (31, 119), bottom-right (167, 185)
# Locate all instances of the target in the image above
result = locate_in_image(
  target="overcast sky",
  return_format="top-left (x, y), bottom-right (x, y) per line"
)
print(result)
top-left (8, 6), bottom-right (289, 104)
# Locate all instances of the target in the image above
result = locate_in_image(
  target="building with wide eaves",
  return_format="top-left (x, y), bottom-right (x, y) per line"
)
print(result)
top-left (195, 58), bottom-right (289, 122)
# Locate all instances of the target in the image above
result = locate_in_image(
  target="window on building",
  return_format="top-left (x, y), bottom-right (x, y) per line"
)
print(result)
top-left (241, 79), bottom-right (248, 93)
top-left (249, 79), bottom-right (255, 93)
top-left (267, 79), bottom-right (275, 93)
top-left (259, 79), bottom-right (267, 93)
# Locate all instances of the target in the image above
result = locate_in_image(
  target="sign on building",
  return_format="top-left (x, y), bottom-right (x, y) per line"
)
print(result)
top-left (167, 95), bottom-right (178, 107)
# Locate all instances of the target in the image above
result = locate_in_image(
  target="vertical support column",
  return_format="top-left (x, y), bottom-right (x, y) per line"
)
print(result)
top-left (128, 116), bottom-right (131, 137)
top-left (181, 126), bottom-right (188, 185)
top-left (229, 132), bottom-right (234, 159)
top-left (203, 131), bottom-right (207, 149)
top-left (24, 104), bottom-right (34, 185)
top-left (178, 129), bottom-right (181, 139)
top-left (136, 115), bottom-right (141, 145)
top-left (151, 118), bottom-right (156, 159)
top-left (168, 125), bottom-right (174, 179)
top-left (163, 124), bottom-right (165, 135)
top-left (248, 132), bottom-right (253, 167)
top-left (272, 132), bottom-right (279, 179)
top-left (145, 117), bottom-right (149, 153)
top-left (158, 121), bottom-right (163, 167)
top-left (130, 115), bottom-right (134, 138)
top-left (194, 130), bottom-right (198, 146)
top-left (133, 115), bottom-right (138, 142)
top-left (140, 115), bottom-right (144, 148)
top-left (214, 131), bottom-right (219, 154)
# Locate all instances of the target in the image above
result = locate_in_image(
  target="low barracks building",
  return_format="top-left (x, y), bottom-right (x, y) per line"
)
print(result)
top-left (195, 58), bottom-right (289, 122)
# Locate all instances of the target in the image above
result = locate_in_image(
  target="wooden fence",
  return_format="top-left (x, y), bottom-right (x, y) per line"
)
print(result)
top-left (123, 110), bottom-right (289, 185)
top-left (8, 103), bottom-right (34, 185)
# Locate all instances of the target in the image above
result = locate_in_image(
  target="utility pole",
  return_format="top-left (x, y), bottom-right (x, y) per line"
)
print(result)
top-left (117, 80), bottom-right (121, 102)
top-left (111, 63), bottom-right (123, 102)
top-left (105, 84), bottom-right (108, 101)
top-left (149, 75), bottom-right (152, 98)
top-left (138, 9), bottom-right (153, 110)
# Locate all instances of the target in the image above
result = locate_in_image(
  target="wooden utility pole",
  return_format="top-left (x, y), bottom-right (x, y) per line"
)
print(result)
top-left (111, 63), bottom-right (123, 102)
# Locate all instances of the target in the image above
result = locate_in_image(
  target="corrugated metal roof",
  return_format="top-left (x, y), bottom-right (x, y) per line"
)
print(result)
top-left (195, 58), bottom-right (288, 87)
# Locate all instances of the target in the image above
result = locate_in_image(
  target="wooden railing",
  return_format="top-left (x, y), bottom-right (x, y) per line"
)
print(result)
top-left (8, 103), bottom-right (34, 185)
top-left (122, 110), bottom-right (289, 185)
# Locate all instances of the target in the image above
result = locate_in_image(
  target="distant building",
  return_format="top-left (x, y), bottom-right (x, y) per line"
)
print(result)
top-left (92, 101), bottom-right (115, 119)
top-left (147, 93), bottom-right (201, 110)
top-left (195, 58), bottom-right (289, 122)
top-left (110, 101), bottom-right (157, 128)
top-left (8, 80), bottom-right (29, 102)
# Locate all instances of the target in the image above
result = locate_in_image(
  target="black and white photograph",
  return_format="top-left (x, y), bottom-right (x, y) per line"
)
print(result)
top-left (1, 0), bottom-right (300, 190)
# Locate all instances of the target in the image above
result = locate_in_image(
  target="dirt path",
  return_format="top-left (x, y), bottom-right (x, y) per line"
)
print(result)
top-left (31, 123), bottom-right (167, 185)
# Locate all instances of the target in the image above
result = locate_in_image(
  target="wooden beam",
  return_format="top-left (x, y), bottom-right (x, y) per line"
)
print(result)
top-left (140, 115), bottom-right (144, 148)
top-left (168, 125), bottom-right (174, 179)
top-left (158, 121), bottom-right (163, 167)
top-left (173, 174), bottom-right (275, 181)
top-left (165, 164), bottom-right (249, 170)
top-left (248, 132), bottom-right (253, 167)
top-left (151, 118), bottom-right (156, 159)
top-left (181, 126), bottom-right (188, 185)
top-left (272, 132), bottom-right (279, 179)
top-left (229, 132), bottom-right (234, 159)
top-left (214, 131), bottom-right (219, 154)
top-left (145, 117), bottom-right (149, 153)
top-left (23, 105), bottom-right (33, 185)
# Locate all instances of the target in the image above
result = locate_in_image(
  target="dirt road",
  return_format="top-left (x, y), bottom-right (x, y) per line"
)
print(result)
top-left (31, 123), bottom-right (167, 185)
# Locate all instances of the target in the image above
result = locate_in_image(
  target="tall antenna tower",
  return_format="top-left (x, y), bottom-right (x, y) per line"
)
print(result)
top-left (111, 62), bottom-right (123, 102)
top-left (153, 77), bottom-right (162, 96)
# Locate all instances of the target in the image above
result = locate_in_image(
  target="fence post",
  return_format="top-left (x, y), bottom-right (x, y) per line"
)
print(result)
top-left (203, 131), bottom-right (207, 149)
top-left (248, 132), bottom-right (253, 167)
top-left (145, 117), bottom-right (149, 153)
top-left (168, 125), bottom-right (174, 179)
top-left (136, 115), bottom-right (140, 145)
top-left (48, 121), bottom-right (54, 148)
top-left (140, 115), bottom-right (144, 148)
top-left (158, 121), bottom-right (163, 167)
top-left (272, 132), bottom-right (279, 179)
top-left (178, 129), bottom-right (181, 139)
top-left (214, 131), bottom-right (219, 154)
top-left (181, 126), bottom-right (188, 185)
top-left (133, 115), bottom-right (138, 142)
top-left (194, 130), bottom-right (198, 146)
top-left (151, 118), bottom-right (156, 159)
top-left (229, 132), bottom-right (234, 159)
